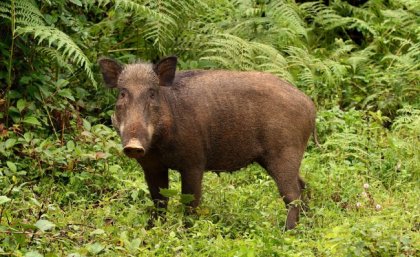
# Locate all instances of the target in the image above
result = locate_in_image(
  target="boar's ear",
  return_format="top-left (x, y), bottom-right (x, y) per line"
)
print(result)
top-left (98, 58), bottom-right (123, 88)
top-left (153, 56), bottom-right (177, 87)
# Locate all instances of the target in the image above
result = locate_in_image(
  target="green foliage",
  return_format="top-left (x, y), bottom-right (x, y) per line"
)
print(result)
top-left (16, 25), bottom-right (96, 86)
top-left (0, 0), bottom-right (419, 255)
top-left (0, 0), bottom-right (44, 26)
top-left (0, 0), bottom-right (96, 89)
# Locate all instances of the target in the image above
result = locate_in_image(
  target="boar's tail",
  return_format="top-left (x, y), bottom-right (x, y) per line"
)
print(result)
top-left (312, 126), bottom-right (322, 148)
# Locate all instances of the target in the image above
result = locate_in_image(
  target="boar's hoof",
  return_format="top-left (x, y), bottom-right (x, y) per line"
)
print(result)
top-left (146, 210), bottom-right (166, 230)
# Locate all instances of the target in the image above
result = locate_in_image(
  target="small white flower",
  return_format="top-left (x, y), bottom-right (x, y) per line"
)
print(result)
top-left (375, 204), bottom-right (382, 211)
top-left (356, 202), bottom-right (362, 208)
top-left (363, 183), bottom-right (369, 189)
top-left (361, 192), bottom-right (368, 198)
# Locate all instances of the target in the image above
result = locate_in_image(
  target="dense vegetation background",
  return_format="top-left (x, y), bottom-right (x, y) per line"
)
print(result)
top-left (0, 0), bottom-right (419, 256)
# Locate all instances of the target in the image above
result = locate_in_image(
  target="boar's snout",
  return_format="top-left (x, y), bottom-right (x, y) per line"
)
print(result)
top-left (123, 139), bottom-right (145, 159)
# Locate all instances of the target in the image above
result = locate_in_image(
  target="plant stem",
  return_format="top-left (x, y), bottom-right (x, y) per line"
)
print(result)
top-left (5, 0), bottom-right (16, 127)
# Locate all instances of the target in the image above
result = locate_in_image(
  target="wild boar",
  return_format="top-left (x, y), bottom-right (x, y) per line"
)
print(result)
top-left (99, 56), bottom-right (317, 230)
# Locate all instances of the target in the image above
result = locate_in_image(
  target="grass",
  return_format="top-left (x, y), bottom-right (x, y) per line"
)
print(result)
top-left (1, 108), bottom-right (419, 256)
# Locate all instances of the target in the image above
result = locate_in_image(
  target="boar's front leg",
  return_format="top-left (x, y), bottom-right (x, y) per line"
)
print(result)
top-left (180, 169), bottom-right (204, 213)
top-left (142, 164), bottom-right (169, 227)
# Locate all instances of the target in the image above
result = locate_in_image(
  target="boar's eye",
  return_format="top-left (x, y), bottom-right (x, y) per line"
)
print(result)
top-left (119, 89), bottom-right (127, 99)
top-left (148, 89), bottom-right (156, 99)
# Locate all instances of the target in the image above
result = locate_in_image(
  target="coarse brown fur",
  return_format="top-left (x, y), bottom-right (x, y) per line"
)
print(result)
top-left (99, 56), bottom-right (317, 230)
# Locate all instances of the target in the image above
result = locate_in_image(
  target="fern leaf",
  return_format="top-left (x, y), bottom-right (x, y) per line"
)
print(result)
top-left (16, 25), bottom-right (96, 87)
top-left (201, 33), bottom-right (293, 82)
top-left (15, 0), bottom-right (44, 26)
top-left (113, 0), bottom-right (206, 56)
top-left (398, 0), bottom-right (420, 12)
top-left (36, 47), bottom-right (74, 72)
top-left (114, 0), bottom-right (158, 18)
top-left (269, 0), bottom-right (307, 40)
top-left (83, 0), bottom-right (113, 8)
top-left (0, 0), bottom-right (44, 26)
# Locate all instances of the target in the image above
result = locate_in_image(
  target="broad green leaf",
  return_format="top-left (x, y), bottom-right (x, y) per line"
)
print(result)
top-left (180, 194), bottom-right (195, 204)
top-left (5, 138), bottom-right (16, 149)
top-left (67, 254), bottom-right (83, 257)
top-left (0, 196), bottom-right (11, 205)
top-left (55, 79), bottom-right (69, 88)
top-left (39, 84), bottom-right (52, 98)
top-left (159, 189), bottom-right (177, 197)
top-left (131, 190), bottom-right (139, 200)
top-left (19, 76), bottom-right (32, 85)
top-left (0, 225), bottom-right (8, 232)
top-left (23, 116), bottom-right (42, 126)
top-left (69, 0), bottom-right (82, 6)
top-left (90, 229), bottom-right (105, 236)
top-left (17, 99), bottom-right (26, 112)
top-left (8, 106), bottom-right (20, 116)
top-left (109, 165), bottom-right (121, 173)
top-left (127, 238), bottom-right (141, 253)
top-left (23, 132), bottom-right (33, 142)
top-left (58, 88), bottom-right (75, 101)
top-left (6, 161), bottom-right (17, 172)
top-left (86, 243), bottom-right (104, 254)
top-left (119, 230), bottom-right (128, 243)
top-left (35, 219), bottom-right (55, 232)
top-left (24, 251), bottom-right (43, 257)
top-left (30, 197), bottom-right (42, 207)
top-left (67, 140), bottom-right (75, 151)
top-left (83, 119), bottom-right (91, 131)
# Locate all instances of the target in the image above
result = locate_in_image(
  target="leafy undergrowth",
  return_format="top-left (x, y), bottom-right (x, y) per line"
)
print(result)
top-left (1, 107), bottom-right (419, 256)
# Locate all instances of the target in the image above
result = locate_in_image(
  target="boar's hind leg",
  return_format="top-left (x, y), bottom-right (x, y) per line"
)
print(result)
top-left (298, 176), bottom-right (309, 212)
top-left (260, 148), bottom-right (305, 230)
top-left (143, 166), bottom-right (169, 224)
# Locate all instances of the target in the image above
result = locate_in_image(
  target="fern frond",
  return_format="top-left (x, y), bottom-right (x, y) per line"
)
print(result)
top-left (15, 0), bottom-right (44, 26)
top-left (329, 39), bottom-right (357, 60)
top-left (392, 106), bottom-right (420, 132)
top-left (227, 17), bottom-right (269, 37)
top-left (36, 47), bottom-right (74, 72)
top-left (114, 0), bottom-right (204, 56)
top-left (406, 42), bottom-right (420, 64)
top-left (252, 42), bottom-right (292, 82)
top-left (298, 66), bottom-right (315, 88)
top-left (0, 0), bottom-right (44, 26)
top-left (114, 0), bottom-right (158, 18)
top-left (377, 38), bottom-right (419, 76)
top-left (16, 25), bottom-right (96, 87)
top-left (397, 0), bottom-right (420, 13)
top-left (285, 45), bottom-right (349, 96)
top-left (324, 59), bottom-right (348, 82)
top-left (346, 46), bottom-right (376, 73)
top-left (203, 34), bottom-right (253, 69)
top-left (380, 9), bottom-right (417, 37)
top-left (269, 0), bottom-right (307, 40)
top-left (316, 8), bottom-right (377, 36)
top-left (299, 1), bottom-right (327, 19)
top-left (285, 46), bottom-right (313, 69)
top-left (83, 0), bottom-right (113, 8)
top-left (0, 2), bottom-right (10, 20)
top-left (201, 33), bottom-right (293, 82)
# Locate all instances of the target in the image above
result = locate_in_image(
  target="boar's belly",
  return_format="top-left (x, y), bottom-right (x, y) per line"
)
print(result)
top-left (204, 138), bottom-right (263, 172)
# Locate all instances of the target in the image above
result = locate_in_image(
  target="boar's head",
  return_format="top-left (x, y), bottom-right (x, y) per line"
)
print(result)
top-left (98, 56), bottom-right (177, 159)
